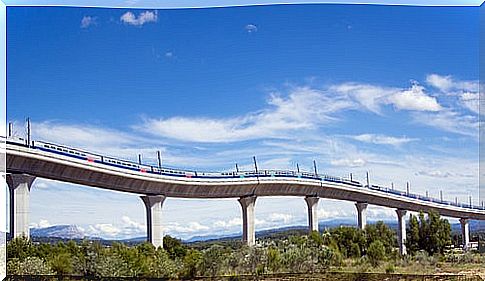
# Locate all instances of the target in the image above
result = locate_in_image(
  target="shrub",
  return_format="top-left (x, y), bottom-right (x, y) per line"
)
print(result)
top-left (48, 252), bottom-right (73, 275)
top-left (7, 257), bottom-right (53, 275)
top-left (385, 263), bottom-right (395, 274)
top-left (93, 253), bottom-right (131, 277)
top-left (150, 248), bottom-right (178, 278)
top-left (367, 240), bottom-right (385, 266)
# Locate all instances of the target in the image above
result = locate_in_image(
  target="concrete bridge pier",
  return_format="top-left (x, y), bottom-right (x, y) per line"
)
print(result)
top-left (355, 202), bottom-right (368, 230)
top-left (459, 218), bottom-right (470, 251)
top-left (6, 174), bottom-right (36, 239)
top-left (238, 195), bottom-right (257, 246)
top-left (304, 196), bottom-right (319, 233)
top-left (141, 195), bottom-right (166, 248)
top-left (396, 209), bottom-right (407, 255)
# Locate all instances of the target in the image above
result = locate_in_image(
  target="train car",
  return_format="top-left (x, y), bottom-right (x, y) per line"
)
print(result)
top-left (34, 141), bottom-right (103, 162)
top-left (346, 180), bottom-right (364, 187)
top-left (5, 136), bottom-right (29, 147)
top-left (196, 171), bottom-right (235, 178)
top-left (155, 166), bottom-right (196, 178)
top-left (102, 156), bottom-right (153, 173)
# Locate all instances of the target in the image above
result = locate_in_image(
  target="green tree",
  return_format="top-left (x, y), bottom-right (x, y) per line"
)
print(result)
top-left (48, 252), bottom-right (73, 275)
top-left (308, 231), bottom-right (324, 246)
top-left (150, 248), bottom-right (178, 278)
top-left (199, 245), bottom-right (228, 276)
top-left (365, 221), bottom-right (396, 254)
top-left (93, 253), bottom-right (131, 277)
top-left (408, 211), bottom-right (451, 255)
top-left (266, 246), bottom-right (281, 273)
top-left (406, 214), bottom-right (420, 255)
top-left (427, 211), bottom-right (451, 255)
top-left (163, 235), bottom-right (187, 259)
top-left (367, 240), bottom-right (385, 266)
top-left (182, 249), bottom-right (202, 278)
top-left (316, 246), bottom-right (334, 269)
top-left (328, 226), bottom-right (366, 258)
top-left (7, 236), bottom-right (34, 260)
top-left (111, 242), bottom-right (150, 276)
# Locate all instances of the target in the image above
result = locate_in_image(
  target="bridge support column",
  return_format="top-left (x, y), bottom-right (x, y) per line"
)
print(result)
top-left (6, 174), bottom-right (36, 239)
top-left (355, 202), bottom-right (368, 230)
top-left (304, 196), bottom-right (319, 233)
top-left (460, 218), bottom-right (470, 251)
top-left (396, 209), bottom-right (407, 255)
top-left (141, 195), bottom-right (166, 248)
top-left (238, 195), bottom-right (257, 246)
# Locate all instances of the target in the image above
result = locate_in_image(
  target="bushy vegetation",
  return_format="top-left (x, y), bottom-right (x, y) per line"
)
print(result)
top-left (6, 214), bottom-right (482, 278)
top-left (7, 233), bottom-right (344, 277)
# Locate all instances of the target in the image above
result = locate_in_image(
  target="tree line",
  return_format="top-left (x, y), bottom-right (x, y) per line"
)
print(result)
top-left (6, 211), bottom-right (462, 278)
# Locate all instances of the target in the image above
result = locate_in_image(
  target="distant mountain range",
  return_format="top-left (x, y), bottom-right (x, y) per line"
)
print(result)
top-left (31, 225), bottom-right (86, 239)
top-left (28, 219), bottom-right (485, 244)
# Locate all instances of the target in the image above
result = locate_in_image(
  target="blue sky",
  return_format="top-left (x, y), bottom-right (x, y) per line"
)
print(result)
top-left (5, 4), bottom-right (481, 239)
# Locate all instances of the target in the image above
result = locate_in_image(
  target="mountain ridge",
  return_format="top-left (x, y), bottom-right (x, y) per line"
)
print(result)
top-left (26, 219), bottom-right (485, 243)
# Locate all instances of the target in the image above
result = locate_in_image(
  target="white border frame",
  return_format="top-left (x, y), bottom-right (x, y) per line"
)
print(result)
top-left (0, 0), bottom-right (482, 278)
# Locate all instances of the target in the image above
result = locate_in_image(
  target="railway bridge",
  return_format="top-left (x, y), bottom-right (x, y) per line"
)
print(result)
top-left (5, 138), bottom-right (485, 255)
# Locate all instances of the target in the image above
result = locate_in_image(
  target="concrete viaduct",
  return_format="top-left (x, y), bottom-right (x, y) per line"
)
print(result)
top-left (5, 139), bottom-right (485, 255)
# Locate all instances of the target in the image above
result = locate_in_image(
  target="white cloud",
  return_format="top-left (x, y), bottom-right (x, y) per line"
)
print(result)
top-left (120, 10), bottom-right (158, 26)
top-left (121, 215), bottom-right (145, 235)
top-left (426, 74), bottom-right (478, 93)
top-left (84, 216), bottom-right (146, 239)
top-left (245, 24), bottom-right (258, 33)
top-left (33, 122), bottom-right (134, 148)
top-left (30, 121), bottom-right (167, 161)
top-left (330, 83), bottom-right (392, 113)
top-left (30, 219), bottom-right (51, 229)
top-left (460, 92), bottom-right (479, 114)
top-left (34, 181), bottom-right (50, 190)
top-left (87, 224), bottom-right (121, 238)
top-left (400, 75), bottom-right (480, 137)
top-left (80, 16), bottom-right (96, 28)
top-left (413, 110), bottom-right (478, 137)
top-left (415, 170), bottom-right (474, 179)
top-left (268, 213), bottom-right (293, 223)
top-left (318, 209), bottom-right (344, 219)
top-left (426, 74), bottom-right (479, 114)
top-left (352, 134), bottom-right (417, 146)
top-left (139, 87), bottom-right (352, 143)
top-left (330, 158), bottom-right (367, 168)
top-left (426, 74), bottom-right (455, 92)
top-left (366, 206), bottom-right (396, 220)
top-left (165, 221), bottom-right (210, 234)
top-left (386, 84), bottom-right (441, 112)
top-left (332, 82), bottom-right (442, 113)
top-left (213, 218), bottom-right (242, 229)
top-left (416, 170), bottom-right (453, 178)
